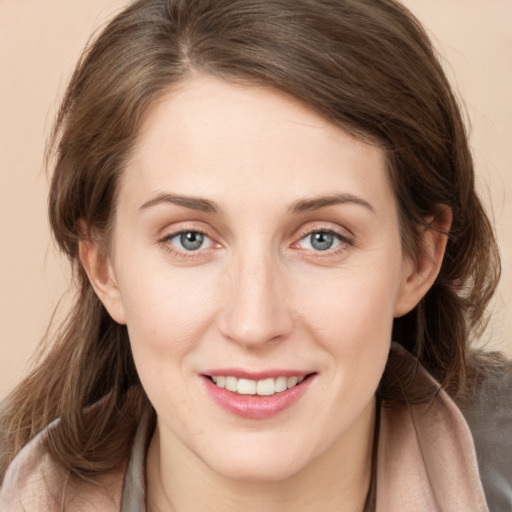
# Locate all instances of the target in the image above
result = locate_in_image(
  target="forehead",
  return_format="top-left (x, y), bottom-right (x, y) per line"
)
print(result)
top-left (121, 75), bottom-right (395, 214)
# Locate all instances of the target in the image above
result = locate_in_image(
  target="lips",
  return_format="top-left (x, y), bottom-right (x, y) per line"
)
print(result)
top-left (202, 371), bottom-right (315, 419)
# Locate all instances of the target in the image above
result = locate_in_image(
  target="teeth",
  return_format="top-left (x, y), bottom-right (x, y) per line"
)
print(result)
top-left (210, 375), bottom-right (307, 396)
top-left (287, 376), bottom-right (298, 388)
top-left (237, 378), bottom-right (257, 395)
top-left (256, 378), bottom-right (275, 396)
top-left (275, 376), bottom-right (287, 392)
top-left (225, 376), bottom-right (238, 392)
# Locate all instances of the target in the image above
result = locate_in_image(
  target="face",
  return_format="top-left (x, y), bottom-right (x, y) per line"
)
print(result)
top-left (92, 75), bottom-right (423, 482)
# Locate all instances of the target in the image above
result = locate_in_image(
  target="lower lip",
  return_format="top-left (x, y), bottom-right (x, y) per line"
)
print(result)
top-left (203, 375), bottom-right (315, 419)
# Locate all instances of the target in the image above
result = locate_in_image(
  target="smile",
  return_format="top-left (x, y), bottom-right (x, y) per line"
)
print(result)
top-left (204, 372), bottom-right (315, 419)
top-left (210, 375), bottom-right (306, 396)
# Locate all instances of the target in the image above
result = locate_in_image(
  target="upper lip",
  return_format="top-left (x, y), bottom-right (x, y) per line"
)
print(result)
top-left (203, 369), bottom-right (313, 380)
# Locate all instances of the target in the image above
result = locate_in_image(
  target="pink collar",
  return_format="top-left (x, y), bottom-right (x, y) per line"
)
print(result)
top-left (375, 344), bottom-right (488, 511)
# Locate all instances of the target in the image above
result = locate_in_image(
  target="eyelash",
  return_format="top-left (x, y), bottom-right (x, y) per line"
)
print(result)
top-left (292, 228), bottom-right (353, 257)
top-left (159, 226), bottom-right (353, 259)
top-left (159, 228), bottom-right (216, 259)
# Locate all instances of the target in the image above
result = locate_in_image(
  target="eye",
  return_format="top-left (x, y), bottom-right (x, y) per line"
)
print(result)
top-left (298, 230), bottom-right (345, 251)
top-left (168, 231), bottom-right (213, 251)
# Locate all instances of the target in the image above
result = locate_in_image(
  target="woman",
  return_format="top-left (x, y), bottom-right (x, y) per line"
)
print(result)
top-left (0, 0), bottom-right (510, 510)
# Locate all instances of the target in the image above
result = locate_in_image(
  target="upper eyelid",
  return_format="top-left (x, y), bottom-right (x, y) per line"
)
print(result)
top-left (296, 230), bottom-right (351, 247)
top-left (159, 223), bottom-right (215, 241)
top-left (162, 229), bottom-right (214, 246)
top-left (301, 228), bottom-right (349, 239)
top-left (294, 224), bottom-right (354, 242)
top-left (162, 227), bottom-right (210, 239)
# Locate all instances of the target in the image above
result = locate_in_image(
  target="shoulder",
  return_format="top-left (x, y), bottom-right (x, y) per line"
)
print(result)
top-left (0, 420), bottom-right (126, 512)
top-left (455, 351), bottom-right (512, 511)
top-left (384, 342), bottom-right (511, 510)
top-left (0, 421), bottom-right (65, 510)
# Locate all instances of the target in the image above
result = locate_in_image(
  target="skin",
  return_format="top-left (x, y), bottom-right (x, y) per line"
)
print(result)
top-left (81, 75), bottom-right (450, 511)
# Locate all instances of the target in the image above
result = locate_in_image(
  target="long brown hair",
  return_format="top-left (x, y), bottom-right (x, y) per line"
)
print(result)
top-left (0, 0), bottom-right (500, 481)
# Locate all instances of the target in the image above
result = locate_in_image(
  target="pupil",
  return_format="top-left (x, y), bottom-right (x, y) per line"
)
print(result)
top-left (311, 232), bottom-right (333, 251)
top-left (180, 232), bottom-right (204, 250)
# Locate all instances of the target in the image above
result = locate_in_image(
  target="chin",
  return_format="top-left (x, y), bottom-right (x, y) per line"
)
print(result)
top-left (211, 458), bottom-right (307, 483)
top-left (200, 434), bottom-right (316, 482)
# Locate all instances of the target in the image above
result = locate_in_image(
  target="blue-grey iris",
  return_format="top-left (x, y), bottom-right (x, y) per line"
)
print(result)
top-left (310, 232), bottom-right (334, 251)
top-left (181, 232), bottom-right (204, 250)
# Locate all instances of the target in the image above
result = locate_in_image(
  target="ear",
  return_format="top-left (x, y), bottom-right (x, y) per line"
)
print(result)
top-left (79, 238), bottom-right (127, 325)
top-left (394, 207), bottom-right (452, 318)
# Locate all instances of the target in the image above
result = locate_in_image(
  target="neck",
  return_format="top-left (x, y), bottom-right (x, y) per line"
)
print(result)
top-left (146, 399), bottom-right (376, 512)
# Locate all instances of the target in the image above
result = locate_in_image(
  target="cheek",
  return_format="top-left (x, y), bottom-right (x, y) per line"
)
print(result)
top-left (116, 263), bottom-right (221, 363)
top-left (119, 267), bottom-right (222, 429)
top-left (298, 266), bottom-right (400, 345)
top-left (294, 255), bottom-right (402, 390)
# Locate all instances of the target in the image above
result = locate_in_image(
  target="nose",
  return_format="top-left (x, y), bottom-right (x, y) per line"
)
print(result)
top-left (218, 248), bottom-right (293, 348)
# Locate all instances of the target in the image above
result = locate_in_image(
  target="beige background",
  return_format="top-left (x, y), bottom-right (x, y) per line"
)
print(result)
top-left (1, 1), bottom-right (511, 399)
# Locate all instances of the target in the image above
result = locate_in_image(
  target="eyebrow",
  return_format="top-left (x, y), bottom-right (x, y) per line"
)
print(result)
top-left (139, 193), bottom-right (221, 213)
top-left (139, 192), bottom-right (374, 215)
top-left (289, 193), bottom-right (375, 214)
